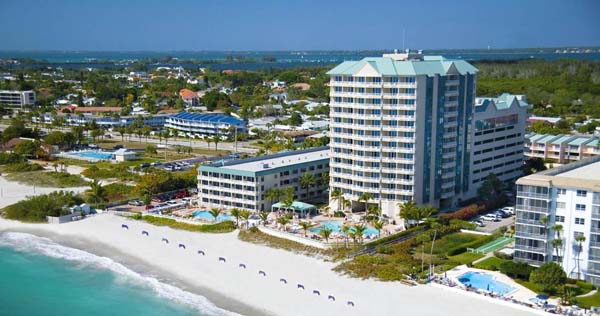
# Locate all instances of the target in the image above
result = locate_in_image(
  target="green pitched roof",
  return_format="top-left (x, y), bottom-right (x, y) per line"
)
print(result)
top-left (569, 137), bottom-right (594, 146)
top-left (326, 56), bottom-right (478, 76)
top-left (551, 135), bottom-right (573, 145)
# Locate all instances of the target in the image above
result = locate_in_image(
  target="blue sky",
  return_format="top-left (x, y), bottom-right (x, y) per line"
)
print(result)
top-left (1, 0), bottom-right (599, 51)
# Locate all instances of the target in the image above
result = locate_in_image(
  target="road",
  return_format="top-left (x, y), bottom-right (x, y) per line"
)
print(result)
top-left (0, 123), bottom-right (259, 154)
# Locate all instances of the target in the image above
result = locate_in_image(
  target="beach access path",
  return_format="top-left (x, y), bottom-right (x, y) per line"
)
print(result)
top-left (0, 213), bottom-right (549, 316)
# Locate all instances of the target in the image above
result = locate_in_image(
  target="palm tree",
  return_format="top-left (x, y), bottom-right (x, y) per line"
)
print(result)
top-left (553, 224), bottom-right (564, 239)
top-left (259, 211), bottom-right (269, 226)
top-left (552, 238), bottom-right (563, 265)
top-left (230, 208), bottom-right (241, 227)
top-left (52, 162), bottom-right (58, 172)
top-left (240, 210), bottom-right (251, 229)
top-left (367, 205), bottom-right (380, 222)
top-left (576, 234), bottom-right (586, 279)
top-left (208, 208), bottom-right (222, 223)
top-left (330, 189), bottom-right (342, 212)
top-left (265, 188), bottom-right (282, 206)
top-left (162, 131), bottom-right (171, 159)
top-left (299, 221), bottom-right (314, 237)
top-left (211, 134), bottom-right (220, 151)
top-left (398, 200), bottom-right (418, 228)
top-left (358, 192), bottom-right (373, 212)
top-left (276, 216), bottom-right (291, 232)
top-left (341, 224), bottom-right (350, 248)
top-left (319, 227), bottom-right (333, 243)
top-left (353, 224), bottom-right (367, 243)
top-left (299, 172), bottom-right (317, 200)
top-left (373, 220), bottom-right (384, 239)
top-left (88, 179), bottom-right (106, 207)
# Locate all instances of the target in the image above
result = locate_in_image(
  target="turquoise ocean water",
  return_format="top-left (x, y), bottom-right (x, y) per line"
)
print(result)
top-left (0, 232), bottom-right (239, 316)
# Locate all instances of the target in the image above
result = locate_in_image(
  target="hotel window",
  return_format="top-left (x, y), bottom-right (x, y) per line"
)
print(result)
top-left (557, 188), bottom-right (566, 195)
top-left (358, 87), bottom-right (365, 93)
top-left (373, 99), bottom-right (381, 105)
top-left (358, 77), bottom-right (365, 83)
top-left (555, 215), bottom-right (565, 223)
top-left (575, 218), bottom-right (585, 225)
top-left (373, 88), bottom-right (382, 94)
top-left (556, 202), bottom-right (566, 209)
top-left (577, 190), bottom-right (588, 197)
top-left (335, 76), bottom-right (342, 81)
top-left (372, 77), bottom-right (381, 83)
top-left (576, 204), bottom-right (586, 211)
top-left (390, 77), bottom-right (399, 83)
top-left (357, 109), bottom-right (364, 114)
top-left (358, 98), bottom-right (365, 104)
top-left (390, 88), bottom-right (399, 94)
top-left (334, 86), bottom-right (342, 92)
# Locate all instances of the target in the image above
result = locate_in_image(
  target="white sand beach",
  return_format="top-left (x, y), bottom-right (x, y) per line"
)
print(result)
top-left (0, 213), bottom-right (548, 316)
top-left (0, 176), bottom-right (88, 209)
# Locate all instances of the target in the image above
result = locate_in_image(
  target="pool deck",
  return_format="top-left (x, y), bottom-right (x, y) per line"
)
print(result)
top-left (445, 265), bottom-right (554, 305)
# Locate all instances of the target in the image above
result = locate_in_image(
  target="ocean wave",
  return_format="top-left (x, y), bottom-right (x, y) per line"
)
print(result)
top-left (0, 231), bottom-right (243, 316)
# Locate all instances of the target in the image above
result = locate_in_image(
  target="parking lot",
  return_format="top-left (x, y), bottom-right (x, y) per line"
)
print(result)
top-left (475, 215), bottom-right (515, 233)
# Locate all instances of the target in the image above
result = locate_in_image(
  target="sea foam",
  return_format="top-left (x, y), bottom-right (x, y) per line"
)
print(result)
top-left (0, 232), bottom-right (243, 316)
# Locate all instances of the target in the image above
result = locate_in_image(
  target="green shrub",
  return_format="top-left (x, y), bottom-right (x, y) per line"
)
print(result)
top-left (499, 261), bottom-right (535, 280)
top-left (139, 215), bottom-right (235, 233)
top-left (376, 245), bottom-right (394, 254)
top-left (3, 161), bottom-right (44, 172)
top-left (2, 191), bottom-right (83, 222)
top-left (0, 152), bottom-right (24, 165)
top-left (333, 211), bottom-right (345, 217)
top-left (365, 225), bottom-right (427, 247)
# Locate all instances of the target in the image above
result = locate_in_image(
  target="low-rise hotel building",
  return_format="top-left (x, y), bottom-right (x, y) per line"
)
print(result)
top-left (514, 156), bottom-right (600, 284)
top-left (197, 147), bottom-right (329, 212)
top-left (468, 93), bottom-right (530, 195)
top-left (165, 112), bottom-right (246, 138)
top-left (0, 90), bottom-right (35, 108)
top-left (525, 133), bottom-right (600, 164)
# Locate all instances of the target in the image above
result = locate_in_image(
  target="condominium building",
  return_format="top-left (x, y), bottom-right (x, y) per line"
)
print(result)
top-left (165, 112), bottom-right (246, 138)
top-left (197, 147), bottom-right (329, 212)
top-left (514, 156), bottom-right (600, 284)
top-left (0, 90), bottom-right (35, 108)
top-left (327, 52), bottom-right (478, 215)
top-left (468, 94), bottom-right (530, 195)
top-left (525, 133), bottom-right (600, 163)
top-left (33, 113), bottom-right (170, 128)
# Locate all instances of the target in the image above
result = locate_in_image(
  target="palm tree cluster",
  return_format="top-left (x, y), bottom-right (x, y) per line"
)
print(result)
top-left (398, 201), bottom-right (438, 228)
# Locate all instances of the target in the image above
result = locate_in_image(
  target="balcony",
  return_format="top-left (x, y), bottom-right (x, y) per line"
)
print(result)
top-left (516, 218), bottom-right (546, 226)
top-left (516, 192), bottom-right (551, 200)
top-left (592, 226), bottom-right (600, 233)
top-left (514, 244), bottom-right (547, 253)
top-left (515, 231), bottom-right (547, 240)
top-left (591, 241), bottom-right (600, 248)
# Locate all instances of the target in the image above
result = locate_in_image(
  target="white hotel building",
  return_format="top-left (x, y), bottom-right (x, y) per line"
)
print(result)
top-left (0, 90), bottom-right (35, 108)
top-left (327, 52), bottom-right (478, 215)
top-left (514, 157), bottom-right (600, 284)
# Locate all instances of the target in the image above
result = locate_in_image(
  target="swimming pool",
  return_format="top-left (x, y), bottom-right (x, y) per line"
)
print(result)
top-left (458, 271), bottom-right (516, 295)
top-left (309, 220), bottom-right (379, 236)
top-left (69, 151), bottom-right (114, 160)
top-left (192, 211), bottom-right (234, 222)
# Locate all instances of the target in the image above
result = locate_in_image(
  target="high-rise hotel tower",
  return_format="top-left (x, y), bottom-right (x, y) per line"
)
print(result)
top-left (327, 51), bottom-right (478, 216)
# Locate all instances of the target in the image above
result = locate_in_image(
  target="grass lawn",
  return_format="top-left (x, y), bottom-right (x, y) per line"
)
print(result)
top-left (473, 256), bottom-right (511, 270)
top-left (4, 171), bottom-right (88, 188)
top-left (576, 291), bottom-right (600, 308)
top-left (449, 252), bottom-right (485, 265)
top-left (428, 233), bottom-right (487, 254)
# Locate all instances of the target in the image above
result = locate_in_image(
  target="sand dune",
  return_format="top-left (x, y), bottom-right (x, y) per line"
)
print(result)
top-left (0, 214), bottom-right (546, 316)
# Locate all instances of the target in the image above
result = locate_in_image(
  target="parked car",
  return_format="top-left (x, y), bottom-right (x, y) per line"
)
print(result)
top-left (113, 145), bottom-right (124, 150)
top-left (128, 200), bottom-right (144, 206)
top-left (500, 207), bottom-right (515, 216)
top-left (495, 210), bottom-right (510, 218)
top-left (150, 161), bottom-right (162, 166)
top-left (470, 220), bottom-right (485, 227)
top-left (139, 163), bottom-right (150, 169)
top-left (481, 213), bottom-right (501, 221)
top-left (145, 204), bottom-right (154, 210)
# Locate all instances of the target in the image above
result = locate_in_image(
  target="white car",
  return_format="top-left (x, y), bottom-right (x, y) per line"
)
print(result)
top-left (481, 214), bottom-right (501, 221)
top-left (500, 207), bottom-right (515, 216)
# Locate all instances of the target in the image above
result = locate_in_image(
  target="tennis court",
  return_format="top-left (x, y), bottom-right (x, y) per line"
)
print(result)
top-left (471, 236), bottom-right (514, 254)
